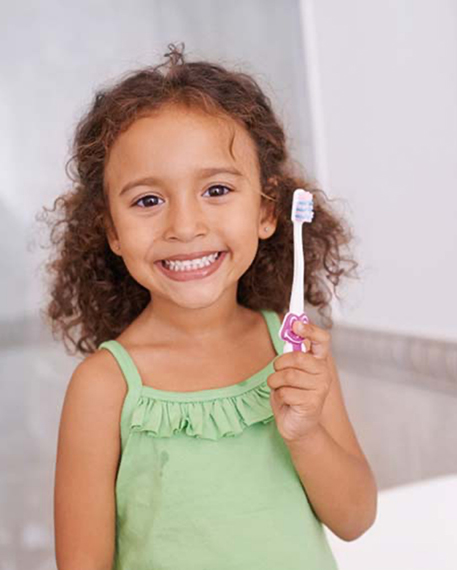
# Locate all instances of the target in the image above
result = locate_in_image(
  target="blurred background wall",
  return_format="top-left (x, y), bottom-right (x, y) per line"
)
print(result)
top-left (0, 0), bottom-right (456, 568)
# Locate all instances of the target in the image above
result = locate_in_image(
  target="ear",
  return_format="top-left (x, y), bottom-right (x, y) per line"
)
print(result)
top-left (258, 198), bottom-right (278, 240)
top-left (103, 212), bottom-right (121, 256)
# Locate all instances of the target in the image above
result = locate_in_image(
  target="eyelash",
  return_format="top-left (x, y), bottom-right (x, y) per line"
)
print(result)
top-left (133, 184), bottom-right (233, 209)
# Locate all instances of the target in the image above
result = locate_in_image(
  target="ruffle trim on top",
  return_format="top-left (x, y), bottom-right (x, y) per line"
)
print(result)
top-left (130, 381), bottom-right (275, 441)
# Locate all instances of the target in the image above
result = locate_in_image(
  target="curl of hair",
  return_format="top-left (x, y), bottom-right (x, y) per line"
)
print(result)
top-left (37, 42), bottom-right (359, 356)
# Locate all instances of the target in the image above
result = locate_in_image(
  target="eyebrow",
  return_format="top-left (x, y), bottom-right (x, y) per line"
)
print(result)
top-left (119, 166), bottom-right (244, 197)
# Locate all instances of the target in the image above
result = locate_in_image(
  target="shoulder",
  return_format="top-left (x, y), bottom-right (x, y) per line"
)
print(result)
top-left (56, 350), bottom-right (127, 483)
top-left (62, 349), bottom-right (128, 430)
top-left (71, 348), bottom-right (127, 396)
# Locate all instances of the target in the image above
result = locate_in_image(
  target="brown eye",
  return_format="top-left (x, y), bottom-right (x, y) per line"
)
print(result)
top-left (135, 195), bottom-right (163, 208)
top-left (204, 185), bottom-right (232, 198)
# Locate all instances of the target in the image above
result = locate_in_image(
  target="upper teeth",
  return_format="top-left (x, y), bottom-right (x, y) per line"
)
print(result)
top-left (163, 252), bottom-right (220, 271)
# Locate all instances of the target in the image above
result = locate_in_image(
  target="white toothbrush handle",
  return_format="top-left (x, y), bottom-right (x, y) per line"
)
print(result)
top-left (283, 221), bottom-right (305, 354)
top-left (290, 221), bottom-right (305, 316)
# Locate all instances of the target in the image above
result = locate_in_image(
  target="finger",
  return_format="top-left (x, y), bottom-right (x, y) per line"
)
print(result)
top-left (273, 351), bottom-right (324, 375)
top-left (271, 385), bottom-right (321, 407)
top-left (268, 368), bottom-right (323, 391)
top-left (292, 321), bottom-right (331, 360)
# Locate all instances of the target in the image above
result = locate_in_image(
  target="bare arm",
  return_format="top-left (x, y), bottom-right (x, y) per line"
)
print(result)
top-left (286, 353), bottom-right (378, 541)
top-left (54, 352), bottom-right (126, 569)
top-left (287, 423), bottom-right (377, 541)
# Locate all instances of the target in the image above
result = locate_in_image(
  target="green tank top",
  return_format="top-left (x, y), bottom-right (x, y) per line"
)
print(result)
top-left (98, 309), bottom-right (338, 570)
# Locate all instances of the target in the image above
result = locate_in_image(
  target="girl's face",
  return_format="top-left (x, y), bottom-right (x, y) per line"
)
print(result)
top-left (103, 104), bottom-right (276, 311)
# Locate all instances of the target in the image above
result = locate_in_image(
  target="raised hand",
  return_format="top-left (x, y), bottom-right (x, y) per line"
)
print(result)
top-left (267, 320), bottom-right (333, 445)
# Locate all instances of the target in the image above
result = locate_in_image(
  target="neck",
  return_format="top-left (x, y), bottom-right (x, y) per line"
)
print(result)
top-left (139, 294), bottom-right (250, 346)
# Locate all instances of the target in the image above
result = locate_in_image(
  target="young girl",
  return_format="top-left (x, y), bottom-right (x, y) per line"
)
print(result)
top-left (43, 43), bottom-right (377, 570)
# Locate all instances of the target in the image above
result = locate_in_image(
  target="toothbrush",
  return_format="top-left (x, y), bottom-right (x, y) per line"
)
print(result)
top-left (278, 189), bottom-right (314, 354)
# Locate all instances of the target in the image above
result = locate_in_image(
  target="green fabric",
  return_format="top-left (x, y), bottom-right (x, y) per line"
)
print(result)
top-left (98, 309), bottom-right (339, 570)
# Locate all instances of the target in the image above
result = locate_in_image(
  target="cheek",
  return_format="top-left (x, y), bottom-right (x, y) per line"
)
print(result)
top-left (226, 214), bottom-right (260, 257)
top-left (225, 200), bottom-right (259, 233)
top-left (117, 221), bottom-right (159, 259)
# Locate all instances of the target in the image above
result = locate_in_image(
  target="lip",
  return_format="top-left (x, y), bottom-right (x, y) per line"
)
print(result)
top-left (155, 251), bottom-right (227, 282)
top-left (159, 250), bottom-right (222, 262)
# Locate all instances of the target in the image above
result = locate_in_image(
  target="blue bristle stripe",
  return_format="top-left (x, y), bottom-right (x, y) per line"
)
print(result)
top-left (293, 204), bottom-right (313, 221)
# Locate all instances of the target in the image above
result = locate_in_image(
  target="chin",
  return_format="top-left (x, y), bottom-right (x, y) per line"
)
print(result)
top-left (167, 290), bottom-right (226, 311)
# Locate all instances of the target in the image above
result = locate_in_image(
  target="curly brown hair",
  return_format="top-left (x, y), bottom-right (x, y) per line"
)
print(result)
top-left (37, 42), bottom-right (359, 357)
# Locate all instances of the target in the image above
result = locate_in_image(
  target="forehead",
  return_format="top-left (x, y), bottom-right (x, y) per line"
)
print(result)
top-left (104, 104), bottom-right (260, 190)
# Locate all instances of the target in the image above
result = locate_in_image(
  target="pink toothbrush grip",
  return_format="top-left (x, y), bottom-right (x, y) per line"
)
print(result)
top-left (279, 312), bottom-right (309, 352)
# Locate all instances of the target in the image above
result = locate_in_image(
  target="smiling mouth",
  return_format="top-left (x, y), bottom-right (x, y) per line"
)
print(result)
top-left (160, 251), bottom-right (223, 272)
top-left (156, 251), bottom-right (227, 281)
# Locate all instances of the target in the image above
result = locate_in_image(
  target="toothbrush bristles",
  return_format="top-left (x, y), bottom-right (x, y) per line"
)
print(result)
top-left (291, 189), bottom-right (314, 223)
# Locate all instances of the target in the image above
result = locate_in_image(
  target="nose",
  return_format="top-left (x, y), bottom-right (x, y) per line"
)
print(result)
top-left (163, 195), bottom-right (208, 242)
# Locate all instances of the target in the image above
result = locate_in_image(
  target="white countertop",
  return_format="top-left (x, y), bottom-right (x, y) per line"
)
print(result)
top-left (324, 474), bottom-right (457, 570)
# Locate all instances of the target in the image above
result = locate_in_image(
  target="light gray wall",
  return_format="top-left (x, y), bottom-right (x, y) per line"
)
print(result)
top-left (303, 0), bottom-right (457, 342)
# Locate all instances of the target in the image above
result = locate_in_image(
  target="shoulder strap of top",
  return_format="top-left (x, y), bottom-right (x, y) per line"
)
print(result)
top-left (97, 340), bottom-right (144, 451)
top-left (261, 309), bottom-right (285, 355)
